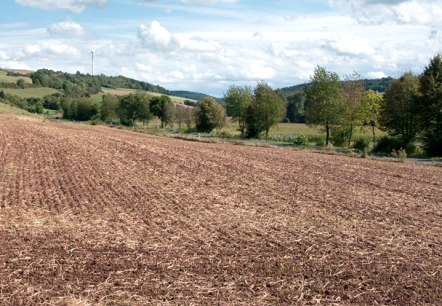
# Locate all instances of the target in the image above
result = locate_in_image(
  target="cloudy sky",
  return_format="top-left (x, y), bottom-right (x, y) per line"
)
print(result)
top-left (0, 0), bottom-right (441, 96)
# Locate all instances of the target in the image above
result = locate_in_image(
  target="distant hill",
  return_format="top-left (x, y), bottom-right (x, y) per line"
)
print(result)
top-left (26, 69), bottom-right (214, 101)
top-left (169, 90), bottom-right (222, 103)
top-left (29, 69), bottom-right (169, 97)
top-left (169, 90), bottom-right (208, 101)
top-left (278, 77), bottom-right (395, 97)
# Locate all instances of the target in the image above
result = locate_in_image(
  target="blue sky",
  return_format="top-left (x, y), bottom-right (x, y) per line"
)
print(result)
top-left (1, 0), bottom-right (441, 96)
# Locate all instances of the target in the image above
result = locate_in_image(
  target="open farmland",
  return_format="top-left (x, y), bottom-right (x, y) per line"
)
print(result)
top-left (1, 87), bottom-right (60, 99)
top-left (0, 115), bottom-right (441, 305)
top-left (0, 70), bottom-right (32, 84)
top-left (220, 120), bottom-right (386, 138)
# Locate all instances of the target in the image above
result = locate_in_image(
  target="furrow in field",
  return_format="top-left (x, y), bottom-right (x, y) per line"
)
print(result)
top-left (0, 117), bottom-right (440, 305)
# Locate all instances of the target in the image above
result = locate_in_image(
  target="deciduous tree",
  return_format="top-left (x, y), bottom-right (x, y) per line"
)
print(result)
top-left (61, 97), bottom-right (99, 121)
top-left (419, 54), bottom-right (442, 156)
top-left (195, 97), bottom-right (226, 133)
top-left (380, 72), bottom-right (421, 144)
top-left (150, 95), bottom-right (175, 128)
top-left (286, 91), bottom-right (306, 123)
top-left (223, 85), bottom-right (253, 136)
top-left (245, 82), bottom-right (286, 140)
top-left (341, 73), bottom-right (365, 146)
top-left (118, 92), bottom-right (152, 126)
top-left (100, 94), bottom-right (119, 122)
top-left (361, 89), bottom-right (383, 142)
top-left (304, 66), bottom-right (343, 146)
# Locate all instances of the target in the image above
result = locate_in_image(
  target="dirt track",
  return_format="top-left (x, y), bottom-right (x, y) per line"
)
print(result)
top-left (0, 115), bottom-right (441, 305)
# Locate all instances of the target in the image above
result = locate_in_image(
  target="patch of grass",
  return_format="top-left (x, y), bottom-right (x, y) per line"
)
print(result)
top-left (0, 102), bottom-right (30, 115)
top-left (1, 87), bottom-right (61, 98)
top-left (90, 93), bottom-right (104, 103)
top-left (0, 70), bottom-right (32, 84)
top-left (221, 120), bottom-right (385, 139)
top-left (43, 108), bottom-right (61, 118)
top-left (101, 88), bottom-right (136, 96)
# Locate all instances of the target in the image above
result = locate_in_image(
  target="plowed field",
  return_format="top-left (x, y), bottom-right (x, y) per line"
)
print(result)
top-left (0, 115), bottom-right (441, 305)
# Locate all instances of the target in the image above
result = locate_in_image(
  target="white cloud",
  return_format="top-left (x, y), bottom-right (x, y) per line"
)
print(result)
top-left (121, 12), bottom-right (440, 95)
top-left (239, 59), bottom-right (277, 80)
top-left (137, 20), bottom-right (219, 52)
top-left (0, 60), bottom-right (30, 70)
top-left (15, 0), bottom-right (107, 13)
top-left (329, 0), bottom-right (442, 26)
top-left (47, 21), bottom-right (86, 36)
top-left (17, 41), bottom-right (81, 59)
top-left (178, 36), bottom-right (220, 52)
top-left (4, 0), bottom-right (441, 96)
top-left (138, 21), bottom-right (177, 51)
top-left (323, 35), bottom-right (375, 57)
top-left (367, 71), bottom-right (388, 78)
top-left (0, 51), bottom-right (8, 60)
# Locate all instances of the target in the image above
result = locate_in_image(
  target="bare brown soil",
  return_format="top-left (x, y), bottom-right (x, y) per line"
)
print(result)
top-left (0, 115), bottom-right (441, 305)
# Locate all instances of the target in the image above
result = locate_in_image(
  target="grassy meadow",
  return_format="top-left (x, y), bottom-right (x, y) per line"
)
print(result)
top-left (0, 102), bottom-right (30, 115)
top-left (218, 119), bottom-right (385, 139)
top-left (0, 70), bottom-right (32, 84)
top-left (1, 87), bottom-right (61, 98)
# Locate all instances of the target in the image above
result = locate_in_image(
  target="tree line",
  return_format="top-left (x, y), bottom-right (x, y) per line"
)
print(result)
top-left (303, 55), bottom-right (442, 156)
top-left (49, 82), bottom-right (286, 139)
top-left (1, 55), bottom-right (440, 156)
top-left (59, 92), bottom-right (204, 132)
top-left (50, 79), bottom-right (283, 137)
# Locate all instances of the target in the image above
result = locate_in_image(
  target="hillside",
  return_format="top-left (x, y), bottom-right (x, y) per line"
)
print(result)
top-left (29, 69), bottom-right (169, 97)
top-left (0, 115), bottom-right (440, 305)
top-left (0, 68), bottom-right (214, 102)
top-left (169, 90), bottom-right (214, 101)
top-left (100, 88), bottom-right (198, 104)
top-left (0, 69), bottom-right (32, 84)
top-left (0, 102), bottom-right (30, 115)
top-left (1, 87), bottom-right (61, 98)
top-left (278, 77), bottom-right (395, 97)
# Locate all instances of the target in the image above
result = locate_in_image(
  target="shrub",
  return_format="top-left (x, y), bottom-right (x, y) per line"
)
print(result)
top-left (184, 100), bottom-right (198, 107)
top-left (293, 135), bottom-right (309, 146)
top-left (373, 136), bottom-right (418, 155)
top-left (120, 118), bottom-right (135, 126)
top-left (392, 148), bottom-right (407, 162)
top-left (361, 148), bottom-right (368, 158)
top-left (35, 101), bottom-right (44, 114)
top-left (373, 136), bottom-right (405, 154)
top-left (61, 97), bottom-right (100, 121)
top-left (353, 137), bottom-right (372, 151)
top-left (309, 135), bottom-right (325, 147)
top-left (330, 127), bottom-right (349, 147)
top-left (422, 132), bottom-right (442, 157)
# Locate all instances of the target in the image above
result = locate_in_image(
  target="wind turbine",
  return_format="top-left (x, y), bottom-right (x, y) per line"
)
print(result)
top-left (91, 50), bottom-right (95, 76)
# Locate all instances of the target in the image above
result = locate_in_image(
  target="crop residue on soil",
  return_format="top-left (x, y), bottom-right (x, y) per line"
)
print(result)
top-left (0, 116), bottom-right (441, 305)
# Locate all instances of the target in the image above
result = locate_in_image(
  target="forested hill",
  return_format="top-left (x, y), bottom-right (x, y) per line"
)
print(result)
top-left (27, 69), bottom-right (220, 101)
top-left (29, 69), bottom-right (169, 97)
top-left (278, 77), bottom-right (395, 96)
top-left (169, 90), bottom-right (209, 101)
